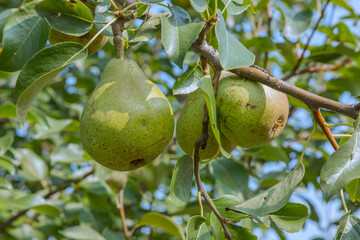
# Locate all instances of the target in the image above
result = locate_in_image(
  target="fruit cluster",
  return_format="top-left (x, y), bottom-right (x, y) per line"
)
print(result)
top-left (80, 60), bottom-right (289, 171)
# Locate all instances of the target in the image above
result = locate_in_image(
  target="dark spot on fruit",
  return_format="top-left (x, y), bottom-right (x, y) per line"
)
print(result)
top-left (246, 103), bottom-right (250, 108)
top-left (130, 159), bottom-right (145, 167)
top-left (350, 153), bottom-right (354, 161)
top-left (250, 105), bottom-right (257, 110)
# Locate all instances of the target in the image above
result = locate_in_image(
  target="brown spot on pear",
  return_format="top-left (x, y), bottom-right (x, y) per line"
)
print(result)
top-left (217, 72), bottom-right (289, 148)
top-left (176, 89), bottom-right (236, 160)
top-left (80, 59), bottom-right (174, 171)
top-left (48, 26), bottom-right (107, 55)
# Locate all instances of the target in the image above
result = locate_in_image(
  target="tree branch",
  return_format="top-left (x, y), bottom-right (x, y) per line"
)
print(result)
top-left (190, 40), bottom-right (360, 119)
top-left (283, 58), bottom-right (351, 80)
top-left (264, 3), bottom-right (272, 70)
top-left (0, 168), bottom-right (95, 232)
top-left (291, 0), bottom-right (331, 74)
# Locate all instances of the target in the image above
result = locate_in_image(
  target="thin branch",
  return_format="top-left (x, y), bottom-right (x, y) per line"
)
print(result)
top-left (194, 107), bottom-right (232, 240)
top-left (264, 3), bottom-right (272, 70)
top-left (0, 168), bottom-right (95, 232)
top-left (311, 108), bottom-right (339, 149)
top-left (283, 58), bottom-right (351, 80)
top-left (291, 0), bottom-right (331, 74)
top-left (118, 189), bottom-right (130, 240)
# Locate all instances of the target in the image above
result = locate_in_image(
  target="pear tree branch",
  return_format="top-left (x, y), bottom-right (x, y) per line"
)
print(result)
top-left (290, 0), bottom-right (332, 74)
top-left (191, 39), bottom-right (360, 119)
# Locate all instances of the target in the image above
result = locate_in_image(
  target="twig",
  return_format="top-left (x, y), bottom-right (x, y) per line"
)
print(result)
top-left (117, 189), bottom-right (130, 240)
top-left (283, 58), bottom-right (351, 80)
top-left (0, 168), bottom-right (95, 232)
top-left (194, 107), bottom-right (232, 240)
top-left (264, 3), bottom-right (272, 70)
top-left (111, 18), bottom-right (126, 59)
top-left (291, 0), bottom-right (331, 75)
top-left (311, 108), bottom-right (339, 149)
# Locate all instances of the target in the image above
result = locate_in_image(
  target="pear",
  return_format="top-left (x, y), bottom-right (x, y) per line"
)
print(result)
top-left (49, 26), bottom-right (107, 55)
top-left (80, 59), bottom-right (174, 171)
top-left (176, 89), bottom-right (236, 159)
top-left (217, 72), bottom-right (289, 148)
top-left (172, 0), bottom-right (191, 9)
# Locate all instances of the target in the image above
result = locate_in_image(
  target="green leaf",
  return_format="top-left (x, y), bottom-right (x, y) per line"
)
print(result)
top-left (227, 224), bottom-right (257, 240)
top-left (320, 117), bottom-right (360, 202)
top-left (228, 163), bottom-right (305, 215)
top-left (131, 13), bottom-right (167, 43)
top-left (284, 9), bottom-right (313, 37)
top-left (173, 65), bottom-right (203, 95)
top-left (169, 155), bottom-right (193, 207)
top-left (60, 224), bottom-right (105, 240)
top-left (197, 77), bottom-right (231, 158)
top-left (33, 116), bottom-right (72, 140)
top-left (0, 8), bottom-right (15, 43)
top-left (186, 215), bottom-right (210, 240)
top-left (227, 3), bottom-right (250, 15)
top-left (244, 143), bottom-right (289, 162)
top-left (134, 212), bottom-right (185, 240)
top-left (35, 0), bottom-right (94, 36)
top-left (139, 0), bottom-right (163, 3)
top-left (212, 195), bottom-right (244, 219)
top-left (210, 158), bottom-right (249, 195)
top-left (15, 148), bottom-right (48, 181)
top-left (0, 156), bottom-right (16, 175)
top-left (334, 212), bottom-right (360, 240)
top-left (244, 36), bottom-right (276, 52)
top-left (269, 202), bottom-right (309, 233)
top-left (1, 194), bottom-right (61, 217)
top-left (190, 0), bottom-right (207, 13)
top-left (50, 143), bottom-right (86, 164)
top-left (0, 133), bottom-right (13, 155)
top-left (0, 103), bottom-right (39, 123)
top-left (0, 177), bottom-right (12, 190)
top-left (15, 42), bottom-right (87, 127)
top-left (161, 6), bottom-right (205, 68)
top-left (215, 10), bottom-right (255, 70)
top-left (94, 12), bottom-right (114, 37)
top-left (345, 178), bottom-right (360, 202)
top-left (0, 1), bottom-right (50, 72)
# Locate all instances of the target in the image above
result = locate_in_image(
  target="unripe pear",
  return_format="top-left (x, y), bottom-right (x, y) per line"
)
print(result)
top-left (217, 72), bottom-right (289, 148)
top-left (80, 59), bottom-right (174, 171)
top-left (172, 0), bottom-right (191, 9)
top-left (49, 26), bottom-right (107, 55)
top-left (176, 89), bottom-right (236, 159)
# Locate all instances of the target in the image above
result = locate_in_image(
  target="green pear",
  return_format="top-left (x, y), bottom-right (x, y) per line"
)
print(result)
top-left (217, 72), bottom-right (289, 148)
top-left (49, 26), bottom-right (107, 55)
top-left (172, 0), bottom-right (191, 9)
top-left (176, 89), bottom-right (236, 160)
top-left (80, 59), bottom-right (174, 171)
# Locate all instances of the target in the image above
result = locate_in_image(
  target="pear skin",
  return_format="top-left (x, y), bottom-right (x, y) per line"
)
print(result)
top-left (217, 72), bottom-right (289, 148)
top-left (80, 59), bottom-right (174, 171)
top-left (49, 26), bottom-right (107, 55)
top-left (176, 89), bottom-right (236, 159)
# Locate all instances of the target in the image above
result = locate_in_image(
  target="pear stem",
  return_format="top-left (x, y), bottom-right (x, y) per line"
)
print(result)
top-left (111, 18), bottom-right (126, 59)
